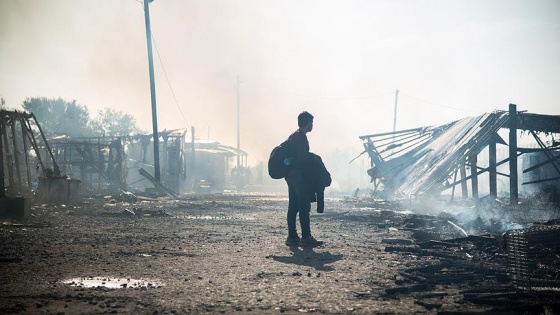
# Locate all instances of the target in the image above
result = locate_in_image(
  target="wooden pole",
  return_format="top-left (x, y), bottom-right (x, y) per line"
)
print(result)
top-left (19, 115), bottom-right (32, 187)
top-left (460, 159), bottom-right (468, 199)
top-left (10, 117), bottom-right (22, 191)
top-left (143, 0), bottom-right (160, 181)
top-left (2, 121), bottom-right (14, 191)
top-left (0, 114), bottom-right (5, 198)
top-left (470, 153), bottom-right (478, 199)
top-left (236, 75), bottom-right (241, 168)
top-left (489, 136), bottom-right (497, 198)
top-left (509, 104), bottom-right (518, 205)
top-left (392, 89), bottom-right (400, 133)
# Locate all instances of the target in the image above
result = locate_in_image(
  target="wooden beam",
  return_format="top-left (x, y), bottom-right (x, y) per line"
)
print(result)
top-left (489, 137), bottom-right (497, 198)
top-left (509, 104), bottom-right (518, 205)
top-left (460, 159), bottom-right (468, 199)
top-left (470, 154), bottom-right (478, 199)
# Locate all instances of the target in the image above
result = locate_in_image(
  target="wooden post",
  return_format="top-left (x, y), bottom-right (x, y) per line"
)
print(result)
top-left (509, 104), bottom-right (518, 205)
top-left (10, 117), bottom-right (22, 191)
top-left (19, 116), bottom-right (32, 188)
top-left (450, 167), bottom-right (458, 202)
top-left (143, 0), bottom-right (160, 181)
top-left (460, 158), bottom-right (468, 199)
top-left (470, 153), bottom-right (478, 199)
top-left (489, 136), bottom-right (497, 198)
top-left (0, 114), bottom-right (5, 198)
top-left (2, 121), bottom-right (14, 192)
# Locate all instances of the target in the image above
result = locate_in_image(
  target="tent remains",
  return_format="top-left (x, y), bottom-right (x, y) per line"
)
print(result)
top-left (1, 110), bottom-right (81, 213)
top-left (359, 104), bottom-right (560, 202)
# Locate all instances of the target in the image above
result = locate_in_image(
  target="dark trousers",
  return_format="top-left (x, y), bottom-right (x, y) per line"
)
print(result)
top-left (286, 169), bottom-right (311, 238)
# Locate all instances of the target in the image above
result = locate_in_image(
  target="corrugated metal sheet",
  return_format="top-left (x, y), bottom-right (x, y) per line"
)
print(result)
top-left (360, 111), bottom-right (509, 198)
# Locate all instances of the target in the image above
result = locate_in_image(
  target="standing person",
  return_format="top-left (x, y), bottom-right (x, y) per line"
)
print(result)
top-left (285, 111), bottom-right (324, 247)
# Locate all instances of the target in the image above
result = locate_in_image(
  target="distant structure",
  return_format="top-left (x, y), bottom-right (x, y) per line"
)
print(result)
top-left (359, 104), bottom-right (560, 204)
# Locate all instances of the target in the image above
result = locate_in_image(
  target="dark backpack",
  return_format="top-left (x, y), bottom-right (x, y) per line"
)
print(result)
top-left (268, 139), bottom-right (291, 179)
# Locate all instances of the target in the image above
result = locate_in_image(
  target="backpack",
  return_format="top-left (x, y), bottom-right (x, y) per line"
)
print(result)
top-left (268, 139), bottom-right (291, 179)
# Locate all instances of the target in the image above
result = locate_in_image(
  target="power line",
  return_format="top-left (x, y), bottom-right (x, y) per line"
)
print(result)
top-left (132, 0), bottom-right (190, 129)
top-left (399, 92), bottom-right (480, 113)
top-left (151, 33), bottom-right (190, 129)
top-left (249, 79), bottom-right (393, 100)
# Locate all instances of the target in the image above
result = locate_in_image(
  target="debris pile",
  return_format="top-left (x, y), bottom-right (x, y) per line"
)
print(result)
top-left (375, 201), bottom-right (560, 313)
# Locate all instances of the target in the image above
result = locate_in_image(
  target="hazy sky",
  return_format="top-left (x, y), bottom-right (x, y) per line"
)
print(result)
top-left (1, 0), bottom-right (559, 171)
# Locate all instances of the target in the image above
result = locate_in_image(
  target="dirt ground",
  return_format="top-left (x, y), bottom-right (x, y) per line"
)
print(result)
top-left (1, 191), bottom-right (559, 314)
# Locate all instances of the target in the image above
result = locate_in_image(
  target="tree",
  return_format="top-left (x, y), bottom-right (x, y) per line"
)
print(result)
top-left (91, 107), bottom-right (142, 137)
top-left (21, 97), bottom-right (143, 138)
top-left (22, 97), bottom-right (95, 137)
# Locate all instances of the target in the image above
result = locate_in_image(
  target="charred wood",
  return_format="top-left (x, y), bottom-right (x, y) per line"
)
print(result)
top-left (413, 300), bottom-right (442, 310)
top-left (385, 283), bottom-right (432, 295)
top-left (384, 245), bottom-right (464, 260)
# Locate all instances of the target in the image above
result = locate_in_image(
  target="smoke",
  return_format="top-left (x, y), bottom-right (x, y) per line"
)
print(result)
top-left (2, 0), bottom-right (560, 177)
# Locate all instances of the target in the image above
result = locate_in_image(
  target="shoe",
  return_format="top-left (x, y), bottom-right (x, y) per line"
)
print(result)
top-left (300, 236), bottom-right (324, 247)
top-left (285, 235), bottom-right (301, 246)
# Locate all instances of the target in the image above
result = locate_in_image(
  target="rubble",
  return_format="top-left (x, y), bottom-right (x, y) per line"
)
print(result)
top-left (1, 193), bottom-right (559, 313)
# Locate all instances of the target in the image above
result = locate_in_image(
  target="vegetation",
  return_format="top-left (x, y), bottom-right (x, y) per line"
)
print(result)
top-left (90, 107), bottom-right (141, 136)
top-left (21, 97), bottom-right (142, 138)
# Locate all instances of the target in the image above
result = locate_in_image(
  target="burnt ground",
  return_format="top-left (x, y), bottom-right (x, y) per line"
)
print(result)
top-left (1, 192), bottom-right (559, 314)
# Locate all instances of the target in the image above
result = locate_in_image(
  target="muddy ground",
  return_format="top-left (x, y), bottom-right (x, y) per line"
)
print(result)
top-left (1, 192), bottom-right (559, 314)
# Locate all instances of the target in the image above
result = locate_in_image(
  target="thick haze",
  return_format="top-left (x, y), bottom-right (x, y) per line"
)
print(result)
top-left (1, 0), bottom-right (559, 191)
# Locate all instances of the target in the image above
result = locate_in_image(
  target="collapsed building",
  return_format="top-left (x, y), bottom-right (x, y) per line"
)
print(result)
top-left (1, 110), bottom-right (249, 212)
top-left (359, 104), bottom-right (560, 204)
top-left (359, 104), bottom-right (560, 292)
top-left (0, 110), bottom-right (81, 218)
top-left (125, 129), bottom-right (249, 194)
top-left (42, 129), bottom-right (249, 195)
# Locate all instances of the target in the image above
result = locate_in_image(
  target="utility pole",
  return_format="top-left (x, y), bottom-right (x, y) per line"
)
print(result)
top-left (0, 117), bottom-right (4, 198)
top-left (143, 0), bottom-right (160, 181)
top-left (236, 75), bottom-right (241, 168)
top-left (392, 89), bottom-right (400, 133)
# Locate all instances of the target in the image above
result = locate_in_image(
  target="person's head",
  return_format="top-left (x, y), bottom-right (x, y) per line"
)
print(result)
top-left (297, 111), bottom-right (314, 131)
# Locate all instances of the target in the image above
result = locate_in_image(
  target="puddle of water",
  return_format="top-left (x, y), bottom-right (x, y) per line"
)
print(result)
top-left (63, 277), bottom-right (164, 289)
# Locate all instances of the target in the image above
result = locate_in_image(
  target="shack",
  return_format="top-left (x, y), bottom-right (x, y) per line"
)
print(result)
top-left (125, 130), bottom-right (248, 194)
top-left (183, 140), bottom-right (249, 192)
top-left (0, 110), bottom-right (80, 217)
top-left (359, 104), bottom-right (560, 204)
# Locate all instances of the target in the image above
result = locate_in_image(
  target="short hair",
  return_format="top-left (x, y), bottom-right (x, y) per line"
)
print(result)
top-left (297, 111), bottom-right (314, 127)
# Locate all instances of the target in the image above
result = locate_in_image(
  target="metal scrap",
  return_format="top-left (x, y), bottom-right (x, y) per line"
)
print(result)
top-left (360, 111), bottom-right (509, 198)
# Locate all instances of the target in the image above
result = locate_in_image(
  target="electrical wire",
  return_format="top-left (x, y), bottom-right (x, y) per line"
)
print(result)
top-left (399, 92), bottom-right (480, 113)
top-left (249, 79), bottom-right (393, 100)
top-left (151, 33), bottom-right (190, 129)
top-left (134, 0), bottom-right (478, 118)
top-left (133, 0), bottom-right (190, 129)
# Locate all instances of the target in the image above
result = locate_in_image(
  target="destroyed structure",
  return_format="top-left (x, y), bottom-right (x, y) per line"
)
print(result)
top-left (47, 130), bottom-right (249, 195)
top-left (359, 104), bottom-right (560, 293)
top-left (1, 110), bottom-right (249, 210)
top-left (359, 104), bottom-right (560, 204)
top-left (42, 135), bottom-right (126, 192)
top-left (0, 110), bottom-right (81, 218)
top-left (125, 130), bottom-right (249, 193)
